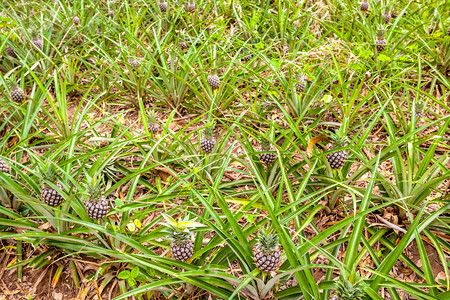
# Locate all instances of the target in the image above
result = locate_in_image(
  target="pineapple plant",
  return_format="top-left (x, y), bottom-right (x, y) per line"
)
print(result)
top-left (161, 214), bottom-right (204, 262)
top-left (159, 2), bottom-right (168, 13)
top-left (200, 122), bottom-right (215, 154)
top-left (148, 110), bottom-right (161, 134)
top-left (6, 45), bottom-right (17, 58)
top-left (73, 16), bottom-right (80, 25)
top-left (375, 30), bottom-right (387, 52)
top-left (259, 136), bottom-right (276, 165)
top-left (294, 73), bottom-right (306, 92)
top-left (8, 80), bottom-right (25, 103)
top-left (253, 229), bottom-right (281, 273)
top-left (382, 7), bottom-right (391, 24)
top-left (207, 74), bottom-right (220, 90)
top-left (84, 175), bottom-right (110, 220)
top-left (360, 1), bottom-right (369, 12)
top-left (30, 29), bottom-right (43, 51)
top-left (334, 278), bottom-right (366, 300)
top-left (0, 158), bottom-right (10, 173)
top-left (39, 162), bottom-right (64, 207)
top-left (326, 133), bottom-right (349, 169)
top-left (187, 1), bottom-right (195, 12)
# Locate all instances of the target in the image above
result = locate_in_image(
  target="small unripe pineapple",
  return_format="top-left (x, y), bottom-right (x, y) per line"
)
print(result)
top-left (201, 123), bottom-right (215, 154)
top-left (242, 53), bottom-right (254, 62)
top-left (84, 175), bottom-right (110, 220)
top-left (294, 73), bottom-right (307, 92)
top-left (207, 74), bottom-right (220, 90)
top-left (187, 1), bottom-right (195, 12)
top-left (0, 159), bottom-right (10, 173)
top-left (159, 2), bottom-right (168, 12)
top-left (360, 1), bottom-right (369, 12)
top-left (167, 56), bottom-right (180, 70)
top-left (382, 8), bottom-right (391, 24)
top-left (148, 111), bottom-right (161, 134)
top-left (179, 41), bottom-right (189, 50)
top-left (447, 28), bottom-right (450, 36)
top-left (283, 45), bottom-right (289, 56)
top-left (30, 29), bottom-right (43, 51)
top-left (414, 101), bottom-right (424, 118)
top-left (375, 30), bottom-right (387, 52)
top-left (259, 137), bottom-right (276, 165)
top-left (8, 80), bottom-right (25, 103)
top-left (73, 16), bottom-right (80, 25)
top-left (128, 59), bottom-right (140, 68)
top-left (6, 45), bottom-right (17, 58)
top-left (108, 10), bottom-right (114, 18)
top-left (326, 134), bottom-right (349, 169)
top-left (39, 163), bottom-right (64, 207)
top-left (391, 10), bottom-right (398, 19)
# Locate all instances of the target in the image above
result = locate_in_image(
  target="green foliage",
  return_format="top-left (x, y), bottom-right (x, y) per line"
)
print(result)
top-left (0, 0), bottom-right (448, 299)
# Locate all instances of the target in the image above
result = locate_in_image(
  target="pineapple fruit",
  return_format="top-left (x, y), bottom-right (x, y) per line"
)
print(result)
top-left (375, 30), bottom-right (387, 52)
top-left (447, 28), bottom-right (450, 36)
top-left (360, 1), bottom-right (369, 12)
top-left (294, 73), bottom-right (307, 92)
top-left (39, 163), bottom-right (64, 207)
top-left (253, 229), bottom-right (281, 273)
top-left (200, 122), bottom-right (215, 154)
top-left (334, 278), bottom-right (366, 300)
top-left (30, 29), bottom-right (43, 51)
top-left (148, 110), bottom-right (161, 134)
top-left (326, 134), bottom-right (348, 169)
top-left (161, 214), bottom-right (204, 262)
top-left (84, 176), bottom-right (110, 220)
top-left (6, 45), bottom-right (17, 58)
top-left (242, 52), bottom-right (254, 62)
top-left (8, 80), bottom-right (25, 103)
top-left (187, 1), bottom-right (195, 12)
top-left (207, 74), bottom-right (220, 90)
top-left (282, 45), bottom-right (289, 56)
top-left (129, 59), bottom-right (140, 68)
top-left (415, 101), bottom-right (424, 118)
top-left (108, 10), bottom-right (114, 18)
top-left (159, 2), bottom-right (168, 13)
top-left (73, 16), bottom-right (80, 25)
top-left (391, 10), bottom-right (398, 19)
top-left (179, 41), bottom-right (189, 50)
top-left (0, 158), bottom-right (10, 173)
top-left (382, 7), bottom-right (391, 24)
top-left (259, 136), bottom-right (276, 165)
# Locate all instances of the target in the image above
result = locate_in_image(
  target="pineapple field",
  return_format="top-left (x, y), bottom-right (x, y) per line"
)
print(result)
top-left (0, 0), bottom-right (449, 299)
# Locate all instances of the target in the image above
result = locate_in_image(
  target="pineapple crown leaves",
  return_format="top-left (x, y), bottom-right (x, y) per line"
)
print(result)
top-left (203, 121), bottom-right (215, 139)
top-left (376, 29), bottom-right (386, 39)
top-left (83, 173), bottom-right (104, 202)
top-left (7, 78), bottom-right (19, 90)
top-left (29, 27), bottom-right (40, 40)
top-left (383, 6), bottom-right (390, 14)
top-left (256, 228), bottom-right (279, 254)
top-left (161, 213), bottom-right (205, 243)
top-left (415, 101), bottom-right (424, 111)
top-left (335, 278), bottom-right (366, 300)
top-left (259, 132), bottom-right (273, 150)
top-left (38, 161), bottom-right (60, 184)
top-left (148, 110), bottom-right (158, 124)
top-left (328, 131), bottom-right (349, 148)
